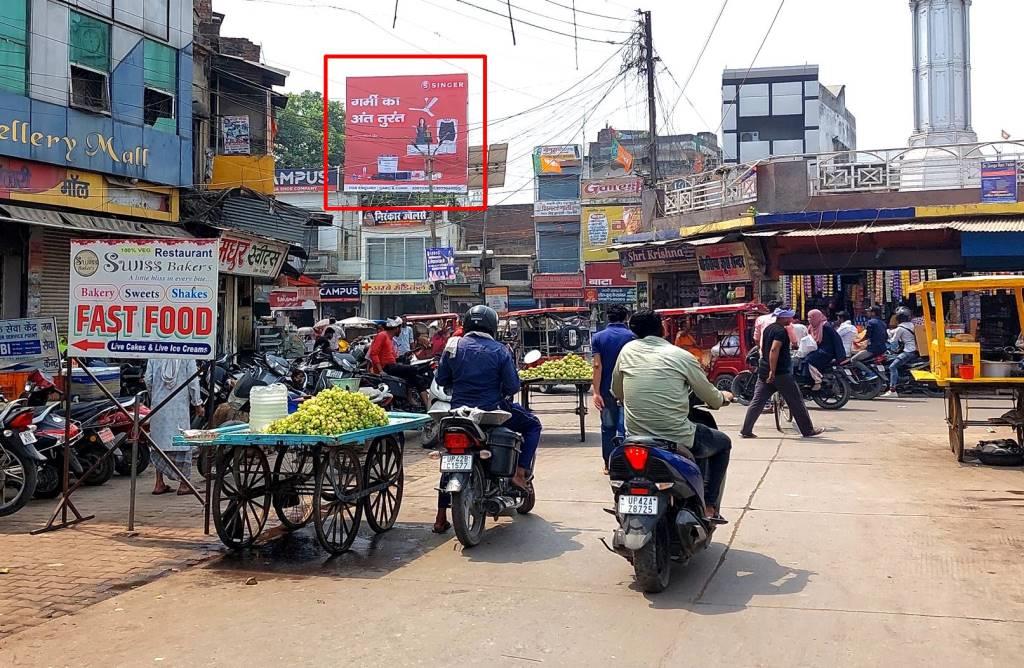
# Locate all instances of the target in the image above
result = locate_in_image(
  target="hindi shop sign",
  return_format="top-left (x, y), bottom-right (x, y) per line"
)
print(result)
top-left (426, 247), bottom-right (456, 282)
top-left (533, 200), bottom-right (581, 218)
top-left (0, 318), bottom-right (60, 373)
top-left (696, 242), bottom-right (752, 284)
top-left (218, 232), bottom-right (289, 278)
top-left (362, 209), bottom-right (431, 227)
top-left (619, 243), bottom-right (697, 269)
top-left (68, 239), bottom-right (219, 360)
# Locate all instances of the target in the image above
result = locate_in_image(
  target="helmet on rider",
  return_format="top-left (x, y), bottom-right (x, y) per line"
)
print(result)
top-left (895, 306), bottom-right (912, 323)
top-left (462, 305), bottom-right (499, 337)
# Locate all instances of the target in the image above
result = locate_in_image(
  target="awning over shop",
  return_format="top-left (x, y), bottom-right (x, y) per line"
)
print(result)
top-left (0, 204), bottom-right (193, 238)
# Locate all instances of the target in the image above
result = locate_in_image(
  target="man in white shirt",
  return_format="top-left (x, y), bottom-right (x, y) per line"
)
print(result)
top-left (885, 308), bottom-right (918, 397)
top-left (834, 311), bottom-right (858, 356)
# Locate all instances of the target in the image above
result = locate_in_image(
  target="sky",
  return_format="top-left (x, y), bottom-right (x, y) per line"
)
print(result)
top-left (215, 0), bottom-right (1024, 203)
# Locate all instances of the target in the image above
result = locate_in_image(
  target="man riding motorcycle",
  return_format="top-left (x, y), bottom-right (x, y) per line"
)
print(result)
top-left (431, 305), bottom-right (543, 533)
top-left (611, 309), bottom-right (733, 522)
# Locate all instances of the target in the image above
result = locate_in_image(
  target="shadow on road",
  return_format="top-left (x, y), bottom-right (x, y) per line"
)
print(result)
top-left (461, 514), bottom-right (584, 564)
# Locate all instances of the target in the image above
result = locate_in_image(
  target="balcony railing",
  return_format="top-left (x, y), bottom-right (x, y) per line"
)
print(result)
top-left (660, 162), bottom-right (759, 216)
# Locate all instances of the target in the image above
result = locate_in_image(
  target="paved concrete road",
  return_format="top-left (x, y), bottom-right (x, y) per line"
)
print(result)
top-left (3, 392), bottom-right (1024, 667)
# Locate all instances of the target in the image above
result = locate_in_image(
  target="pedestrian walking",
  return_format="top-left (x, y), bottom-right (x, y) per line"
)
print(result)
top-left (591, 305), bottom-right (635, 472)
top-left (739, 308), bottom-right (824, 439)
top-left (145, 358), bottom-right (204, 495)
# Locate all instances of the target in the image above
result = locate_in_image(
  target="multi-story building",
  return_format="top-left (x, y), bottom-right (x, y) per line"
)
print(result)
top-left (721, 65), bottom-right (856, 164)
top-left (587, 128), bottom-right (722, 181)
top-left (454, 203), bottom-right (535, 313)
top-left (0, 0), bottom-right (194, 329)
top-left (532, 145), bottom-right (583, 307)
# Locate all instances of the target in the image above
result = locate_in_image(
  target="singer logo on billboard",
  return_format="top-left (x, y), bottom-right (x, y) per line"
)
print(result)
top-left (343, 73), bottom-right (469, 195)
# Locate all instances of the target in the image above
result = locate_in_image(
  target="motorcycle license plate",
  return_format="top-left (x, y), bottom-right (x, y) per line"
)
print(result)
top-left (19, 430), bottom-right (36, 445)
top-left (618, 495), bottom-right (658, 515)
top-left (440, 455), bottom-right (473, 472)
top-left (98, 428), bottom-right (116, 445)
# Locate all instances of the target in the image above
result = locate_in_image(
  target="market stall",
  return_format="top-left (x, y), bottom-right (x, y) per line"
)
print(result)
top-left (517, 354), bottom-right (592, 442)
top-left (909, 276), bottom-right (1024, 462)
top-left (501, 307), bottom-right (591, 363)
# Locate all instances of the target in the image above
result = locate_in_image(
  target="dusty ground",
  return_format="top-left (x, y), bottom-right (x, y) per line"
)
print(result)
top-left (2, 390), bottom-right (1023, 667)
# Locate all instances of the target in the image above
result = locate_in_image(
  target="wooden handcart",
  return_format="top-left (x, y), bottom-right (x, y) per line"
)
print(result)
top-left (519, 378), bottom-right (591, 443)
top-left (175, 412), bottom-right (430, 555)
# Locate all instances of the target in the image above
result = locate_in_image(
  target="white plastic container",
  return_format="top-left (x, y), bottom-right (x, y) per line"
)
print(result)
top-left (249, 383), bottom-right (289, 433)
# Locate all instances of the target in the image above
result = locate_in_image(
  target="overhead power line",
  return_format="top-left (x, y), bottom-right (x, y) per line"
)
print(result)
top-left (716, 0), bottom-right (787, 133)
top-left (454, 0), bottom-right (626, 44)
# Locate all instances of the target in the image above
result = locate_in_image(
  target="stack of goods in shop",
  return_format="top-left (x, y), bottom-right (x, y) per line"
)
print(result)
top-left (519, 354), bottom-right (592, 381)
top-left (263, 387), bottom-right (389, 436)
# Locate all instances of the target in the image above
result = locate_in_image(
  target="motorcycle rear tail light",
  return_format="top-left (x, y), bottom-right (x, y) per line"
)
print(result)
top-left (629, 487), bottom-right (648, 495)
top-left (443, 432), bottom-right (471, 452)
top-left (623, 445), bottom-right (648, 472)
top-left (8, 411), bottom-right (33, 430)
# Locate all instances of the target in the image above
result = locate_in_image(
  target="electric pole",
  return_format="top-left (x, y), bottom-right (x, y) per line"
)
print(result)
top-left (641, 10), bottom-right (658, 185)
top-left (423, 133), bottom-right (442, 311)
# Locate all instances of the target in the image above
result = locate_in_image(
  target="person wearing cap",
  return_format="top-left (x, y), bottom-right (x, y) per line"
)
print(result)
top-left (740, 307), bottom-right (824, 439)
top-left (392, 318), bottom-right (413, 356)
top-left (753, 300), bottom-right (783, 349)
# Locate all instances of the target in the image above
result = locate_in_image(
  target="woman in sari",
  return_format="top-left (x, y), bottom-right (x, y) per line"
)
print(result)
top-left (145, 359), bottom-right (204, 495)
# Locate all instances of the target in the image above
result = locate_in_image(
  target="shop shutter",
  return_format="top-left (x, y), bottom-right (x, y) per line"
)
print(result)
top-left (537, 176), bottom-right (580, 200)
top-left (537, 227), bottom-right (580, 274)
top-left (27, 227), bottom-right (78, 336)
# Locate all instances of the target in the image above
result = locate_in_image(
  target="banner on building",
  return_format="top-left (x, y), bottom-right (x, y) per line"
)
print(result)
top-left (532, 145), bottom-right (581, 175)
top-left (426, 247), bottom-right (456, 282)
top-left (533, 200), bottom-right (581, 218)
top-left (362, 209), bottom-right (432, 226)
top-left (269, 288), bottom-right (319, 310)
top-left (68, 239), bottom-right (219, 360)
top-left (218, 231), bottom-right (289, 278)
top-left (532, 272), bottom-right (583, 299)
top-left (361, 281), bottom-right (433, 295)
top-left (319, 281), bottom-right (361, 303)
top-left (484, 286), bottom-right (509, 314)
top-left (582, 176), bottom-right (643, 201)
top-left (221, 115), bottom-right (251, 155)
top-left (0, 317), bottom-right (60, 373)
top-left (582, 205), bottom-right (642, 261)
top-left (274, 168), bottom-right (339, 193)
top-left (981, 161), bottom-right (1018, 203)
top-left (620, 243), bottom-right (697, 268)
top-left (343, 74), bottom-right (469, 194)
top-left (585, 261), bottom-right (634, 288)
top-left (696, 242), bottom-right (752, 284)
top-left (584, 287), bottom-right (637, 304)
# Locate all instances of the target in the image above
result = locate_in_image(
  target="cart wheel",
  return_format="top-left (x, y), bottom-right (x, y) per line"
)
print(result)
top-left (948, 391), bottom-right (965, 462)
top-left (271, 448), bottom-right (315, 530)
top-left (314, 446), bottom-right (364, 554)
top-left (212, 446), bottom-right (271, 550)
top-left (363, 437), bottom-right (404, 533)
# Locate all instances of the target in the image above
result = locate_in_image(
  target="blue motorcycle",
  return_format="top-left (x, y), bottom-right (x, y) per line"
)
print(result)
top-left (606, 398), bottom-right (722, 593)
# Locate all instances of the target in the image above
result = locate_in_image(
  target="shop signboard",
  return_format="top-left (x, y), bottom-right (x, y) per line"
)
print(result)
top-left (343, 74), bottom-right (469, 194)
top-left (362, 209), bottom-right (432, 226)
top-left (581, 177), bottom-right (643, 201)
top-left (221, 115), bottom-right (251, 155)
top-left (218, 231), bottom-right (289, 278)
top-left (68, 239), bottom-right (219, 360)
top-left (585, 261), bottom-right (634, 288)
top-left (585, 287), bottom-right (637, 304)
top-left (269, 288), bottom-right (319, 310)
top-left (361, 281), bottom-right (433, 295)
top-left (582, 205), bottom-right (642, 261)
top-left (0, 317), bottom-right (60, 373)
top-left (484, 286), bottom-right (510, 314)
top-left (532, 273), bottom-right (584, 299)
top-left (981, 161), bottom-right (1018, 203)
top-left (696, 242), bottom-right (752, 284)
top-left (620, 243), bottom-right (697, 269)
top-left (319, 281), bottom-right (361, 303)
top-left (532, 145), bottom-right (581, 175)
top-left (533, 200), bottom-right (581, 218)
top-left (274, 167), bottom-right (339, 193)
top-left (425, 247), bottom-right (456, 282)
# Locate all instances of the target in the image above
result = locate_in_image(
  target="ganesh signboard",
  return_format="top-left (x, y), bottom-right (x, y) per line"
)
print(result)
top-left (581, 177), bottom-right (643, 202)
top-left (68, 239), bottom-right (219, 360)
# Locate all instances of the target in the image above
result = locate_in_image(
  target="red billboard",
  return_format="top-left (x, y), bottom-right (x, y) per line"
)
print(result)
top-left (343, 73), bottom-right (469, 195)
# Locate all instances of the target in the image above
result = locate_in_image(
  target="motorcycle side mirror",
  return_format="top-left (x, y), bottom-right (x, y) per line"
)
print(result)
top-left (523, 350), bottom-right (542, 365)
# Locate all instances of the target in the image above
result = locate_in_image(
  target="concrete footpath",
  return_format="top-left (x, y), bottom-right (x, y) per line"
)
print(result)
top-left (2, 393), bottom-right (1023, 666)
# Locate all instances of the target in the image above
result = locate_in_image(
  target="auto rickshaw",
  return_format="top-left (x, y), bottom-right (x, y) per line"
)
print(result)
top-left (657, 302), bottom-right (768, 392)
top-left (500, 307), bottom-right (592, 363)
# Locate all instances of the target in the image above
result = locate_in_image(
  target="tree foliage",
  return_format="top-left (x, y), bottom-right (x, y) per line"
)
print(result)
top-left (274, 90), bottom-right (345, 169)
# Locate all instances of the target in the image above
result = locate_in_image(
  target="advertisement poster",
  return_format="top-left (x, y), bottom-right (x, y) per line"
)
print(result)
top-left (269, 288), bottom-right (318, 310)
top-left (696, 242), bottom-right (752, 284)
top-left (585, 287), bottom-right (637, 304)
top-left (485, 286), bottom-right (510, 314)
top-left (635, 281), bottom-right (649, 309)
top-left (343, 74), bottom-right (469, 194)
top-left (532, 145), bottom-right (581, 175)
top-left (0, 317), bottom-right (60, 372)
top-left (981, 161), bottom-right (1018, 203)
top-left (425, 247), bottom-right (456, 282)
top-left (68, 239), bottom-right (219, 360)
top-left (582, 205), bottom-right (642, 261)
top-left (218, 232), bottom-right (288, 278)
top-left (585, 261), bottom-right (634, 288)
top-left (221, 115), bottom-right (251, 155)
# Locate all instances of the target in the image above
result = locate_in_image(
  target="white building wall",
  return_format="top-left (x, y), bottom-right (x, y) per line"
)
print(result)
top-left (30, 0), bottom-right (70, 106)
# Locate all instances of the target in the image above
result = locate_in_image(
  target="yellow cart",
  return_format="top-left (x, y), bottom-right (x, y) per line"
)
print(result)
top-left (909, 276), bottom-right (1024, 462)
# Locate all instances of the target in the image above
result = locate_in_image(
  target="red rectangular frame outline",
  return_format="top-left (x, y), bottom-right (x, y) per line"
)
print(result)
top-left (322, 54), bottom-right (487, 212)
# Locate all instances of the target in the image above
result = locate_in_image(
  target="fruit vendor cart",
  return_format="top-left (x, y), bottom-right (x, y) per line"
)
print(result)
top-left (517, 354), bottom-right (594, 443)
top-left (907, 276), bottom-right (1024, 462)
top-left (176, 412), bottom-right (430, 554)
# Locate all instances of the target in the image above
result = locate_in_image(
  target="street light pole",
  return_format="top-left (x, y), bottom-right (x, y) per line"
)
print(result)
top-left (424, 134), bottom-right (442, 311)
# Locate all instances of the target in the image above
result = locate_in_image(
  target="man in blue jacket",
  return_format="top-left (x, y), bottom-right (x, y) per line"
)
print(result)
top-left (432, 305), bottom-right (542, 532)
top-left (852, 305), bottom-right (888, 363)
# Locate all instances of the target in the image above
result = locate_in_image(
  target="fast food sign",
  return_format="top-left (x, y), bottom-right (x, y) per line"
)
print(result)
top-left (68, 239), bottom-right (219, 360)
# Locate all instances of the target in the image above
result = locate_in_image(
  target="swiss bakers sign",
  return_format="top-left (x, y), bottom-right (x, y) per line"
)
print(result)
top-left (68, 239), bottom-right (219, 360)
top-left (582, 177), bottom-right (643, 201)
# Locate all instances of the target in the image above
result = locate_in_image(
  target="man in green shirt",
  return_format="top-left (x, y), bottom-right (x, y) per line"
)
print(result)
top-left (611, 310), bottom-right (734, 520)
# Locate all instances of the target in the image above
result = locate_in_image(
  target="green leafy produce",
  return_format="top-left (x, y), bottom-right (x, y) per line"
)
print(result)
top-left (519, 354), bottom-right (592, 381)
top-left (264, 387), bottom-right (389, 435)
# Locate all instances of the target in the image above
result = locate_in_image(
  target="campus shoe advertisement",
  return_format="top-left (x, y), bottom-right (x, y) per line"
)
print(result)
top-left (343, 74), bottom-right (469, 194)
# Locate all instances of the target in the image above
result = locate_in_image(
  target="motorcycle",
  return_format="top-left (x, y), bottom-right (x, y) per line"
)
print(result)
top-left (435, 405), bottom-right (535, 548)
top-left (359, 355), bottom-right (435, 414)
top-left (863, 353), bottom-right (941, 397)
top-left (29, 404), bottom-right (84, 499)
top-left (731, 357), bottom-right (852, 410)
top-left (421, 379), bottom-right (451, 449)
top-left (0, 403), bottom-right (46, 516)
top-left (606, 396), bottom-right (724, 593)
top-left (845, 357), bottom-right (885, 400)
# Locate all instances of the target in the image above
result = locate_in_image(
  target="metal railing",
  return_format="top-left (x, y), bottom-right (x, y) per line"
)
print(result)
top-left (661, 161), bottom-right (760, 215)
